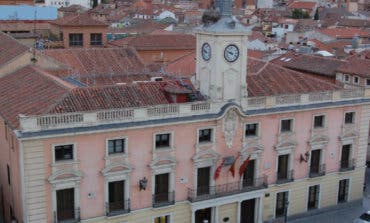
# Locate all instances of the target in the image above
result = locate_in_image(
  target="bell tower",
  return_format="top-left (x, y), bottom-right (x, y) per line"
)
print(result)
top-left (194, 0), bottom-right (251, 108)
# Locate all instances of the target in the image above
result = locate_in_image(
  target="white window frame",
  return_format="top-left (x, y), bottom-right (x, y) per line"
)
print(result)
top-left (279, 118), bottom-right (294, 133)
top-left (105, 136), bottom-right (128, 157)
top-left (152, 213), bottom-right (173, 223)
top-left (197, 127), bottom-right (216, 145)
top-left (105, 176), bottom-right (130, 216)
top-left (306, 184), bottom-right (321, 211)
top-left (344, 111), bottom-right (356, 125)
top-left (313, 114), bottom-right (326, 129)
top-left (153, 131), bottom-right (174, 151)
top-left (343, 74), bottom-right (350, 83)
top-left (244, 122), bottom-right (260, 139)
top-left (366, 78), bottom-right (370, 86)
top-left (52, 142), bottom-right (77, 164)
top-left (336, 178), bottom-right (351, 204)
top-left (353, 76), bottom-right (359, 85)
top-left (274, 190), bottom-right (290, 219)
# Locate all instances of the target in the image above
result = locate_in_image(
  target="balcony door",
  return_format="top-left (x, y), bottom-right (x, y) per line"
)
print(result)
top-left (275, 191), bottom-right (288, 217)
top-left (195, 207), bottom-right (212, 223)
top-left (338, 179), bottom-right (349, 203)
top-left (307, 185), bottom-right (319, 210)
top-left (278, 155), bottom-right (289, 179)
top-left (56, 188), bottom-right (75, 221)
top-left (243, 160), bottom-right (255, 187)
top-left (155, 173), bottom-right (169, 203)
top-left (108, 180), bottom-right (124, 213)
top-left (241, 198), bottom-right (255, 223)
top-left (197, 167), bottom-right (210, 196)
top-left (310, 150), bottom-right (320, 174)
top-left (341, 145), bottom-right (351, 169)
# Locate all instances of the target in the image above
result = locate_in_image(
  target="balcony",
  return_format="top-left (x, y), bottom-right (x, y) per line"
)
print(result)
top-left (309, 164), bottom-right (326, 178)
top-left (105, 199), bottom-right (130, 217)
top-left (188, 176), bottom-right (268, 202)
top-left (276, 170), bottom-right (294, 184)
top-left (340, 159), bottom-right (356, 172)
top-left (53, 207), bottom-right (80, 223)
top-left (152, 191), bottom-right (175, 208)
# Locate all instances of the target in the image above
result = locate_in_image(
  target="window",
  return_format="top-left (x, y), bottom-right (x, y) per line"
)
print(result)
top-left (197, 167), bottom-right (210, 196)
top-left (55, 144), bottom-right (74, 161)
top-left (7, 164), bottom-right (10, 185)
top-left (277, 154), bottom-right (290, 182)
top-left (198, 129), bottom-right (212, 143)
top-left (307, 185), bottom-right (320, 210)
top-left (340, 144), bottom-right (352, 170)
top-left (344, 112), bottom-right (355, 124)
top-left (309, 149), bottom-right (322, 177)
top-left (344, 74), bottom-right (350, 82)
top-left (314, 115), bottom-right (325, 128)
top-left (108, 138), bottom-right (125, 155)
top-left (275, 191), bottom-right (289, 217)
top-left (245, 123), bottom-right (258, 137)
top-left (280, 119), bottom-right (293, 132)
top-left (154, 215), bottom-right (170, 223)
top-left (90, 33), bottom-right (102, 46)
top-left (338, 179), bottom-right (349, 203)
top-left (155, 133), bottom-right (170, 149)
top-left (366, 79), bottom-right (370, 86)
top-left (153, 173), bottom-right (173, 207)
top-left (354, 76), bottom-right (359, 84)
top-left (69, 33), bottom-right (83, 46)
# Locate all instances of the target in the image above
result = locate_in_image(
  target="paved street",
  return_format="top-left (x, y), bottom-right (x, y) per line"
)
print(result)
top-left (289, 168), bottom-right (370, 223)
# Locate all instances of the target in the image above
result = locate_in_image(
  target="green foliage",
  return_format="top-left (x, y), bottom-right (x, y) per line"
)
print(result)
top-left (291, 9), bottom-right (310, 19)
top-left (314, 8), bottom-right (319, 20)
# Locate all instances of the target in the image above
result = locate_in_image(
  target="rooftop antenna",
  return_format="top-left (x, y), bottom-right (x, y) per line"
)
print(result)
top-left (31, 7), bottom-right (38, 64)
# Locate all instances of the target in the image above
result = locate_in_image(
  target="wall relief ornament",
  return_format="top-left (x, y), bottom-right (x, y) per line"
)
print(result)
top-left (222, 109), bottom-right (238, 149)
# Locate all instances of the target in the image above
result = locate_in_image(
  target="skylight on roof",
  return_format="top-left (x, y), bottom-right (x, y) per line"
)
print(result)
top-left (280, 57), bottom-right (286, 61)
top-left (284, 58), bottom-right (292, 62)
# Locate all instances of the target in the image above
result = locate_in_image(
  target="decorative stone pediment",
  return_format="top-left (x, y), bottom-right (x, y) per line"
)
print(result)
top-left (309, 134), bottom-right (329, 147)
top-left (101, 162), bottom-right (132, 177)
top-left (48, 169), bottom-right (83, 185)
top-left (192, 149), bottom-right (220, 163)
top-left (242, 136), bottom-right (264, 151)
top-left (222, 108), bottom-right (239, 149)
top-left (340, 124), bottom-right (359, 141)
top-left (149, 156), bottom-right (177, 170)
top-left (275, 139), bottom-right (297, 150)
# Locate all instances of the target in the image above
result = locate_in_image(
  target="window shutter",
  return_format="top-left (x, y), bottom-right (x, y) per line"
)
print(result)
top-left (315, 185), bottom-right (320, 208)
top-left (344, 180), bottom-right (349, 201)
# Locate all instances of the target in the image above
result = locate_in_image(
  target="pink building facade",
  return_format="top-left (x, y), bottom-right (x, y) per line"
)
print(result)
top-left (0, 4), bottom-right (369, 223)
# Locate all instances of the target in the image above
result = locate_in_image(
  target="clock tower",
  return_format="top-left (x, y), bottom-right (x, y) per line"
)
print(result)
top-left (194, 0), bottom-right (251, 108)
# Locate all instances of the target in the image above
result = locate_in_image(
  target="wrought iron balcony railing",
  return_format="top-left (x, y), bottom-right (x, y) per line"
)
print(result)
top-left (152, 191), bottom-right (175, 208)
top-left (188, 176), bottom-right (268, 202)
top-left (53, 207), bottom-right (80, 223)
top-left (276, 170), bottom-right (294, 184)
top-left (105, 199), bottom-right (130, 216)
top-left (340, 158), bottom-right (356, 172)
top-left (309, 164), bottom-right (326, 178)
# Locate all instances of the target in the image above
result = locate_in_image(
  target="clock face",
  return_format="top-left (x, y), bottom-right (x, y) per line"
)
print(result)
top-left (224, 44), bottom-right (239, 62)
top-left (201, 43), bottom-right (211, 61)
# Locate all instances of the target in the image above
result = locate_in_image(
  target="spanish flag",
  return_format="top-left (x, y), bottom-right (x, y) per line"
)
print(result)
top-left (229, 154), bottom-right (241, 178)
top-left (239, 155), bottom-right (251, 178)
top-left (214, 159), bottom-right (225, 180)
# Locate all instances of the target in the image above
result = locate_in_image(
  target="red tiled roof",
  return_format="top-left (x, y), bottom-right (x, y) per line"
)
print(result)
top-left (288, 1), bottom-right (317, 10)
top-left (318, 28), bottom-right (370, 39)
top-left (0, 66), bottom-right (70, 128)
top-left (109, 33), bottom-right (195, 50)
top-left (50, 82), bottom-right (176, 113)
top-left (50, 13), bottom-right (108, 26)
top-left (337, 57), bottom-right (370, 77)
top-left (247, 59), bottom-right (341, 97)
top-left (271, 53), bottom-right (344, 77)
top-left (39, 48), bottom-right (145, 75)
top-left (0, 32), bottom-right (29, 66)
top-left (164, 51), bottom-right (195, 77)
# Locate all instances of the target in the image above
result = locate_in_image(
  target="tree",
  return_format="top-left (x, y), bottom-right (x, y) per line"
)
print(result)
top-left (314, 8), bottom-right (319, 20)
top-left (291, 9), bottom-right (310, 19)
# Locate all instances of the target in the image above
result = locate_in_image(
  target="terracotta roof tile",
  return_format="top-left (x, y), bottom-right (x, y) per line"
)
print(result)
top-left (50, 12), bottom-right (108, 26)
top-left (39, 48), bottom-right (145, 75)
top-left (288, 1), bottom-right (317, 10)
top-left (0, 32), bottom-right (29, 66)
top-left (318, 28), bottom-right (370, 39)
top-left (164, 51), bottom-right (195, 77)
top-left (337, 57), bottom-right (370, 77)
top-left (110, 33), bottom-right (195, 50)
top-left (0, 66), bottom-right (69, 128)
top-left (50, 82), bottom-right (182, 113)
top-left (247, 58), bottom-right (341, 97)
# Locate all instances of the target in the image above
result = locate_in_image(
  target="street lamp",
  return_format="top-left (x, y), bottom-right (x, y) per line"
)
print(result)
top-left (284, 201), bottom-right (290, 223)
